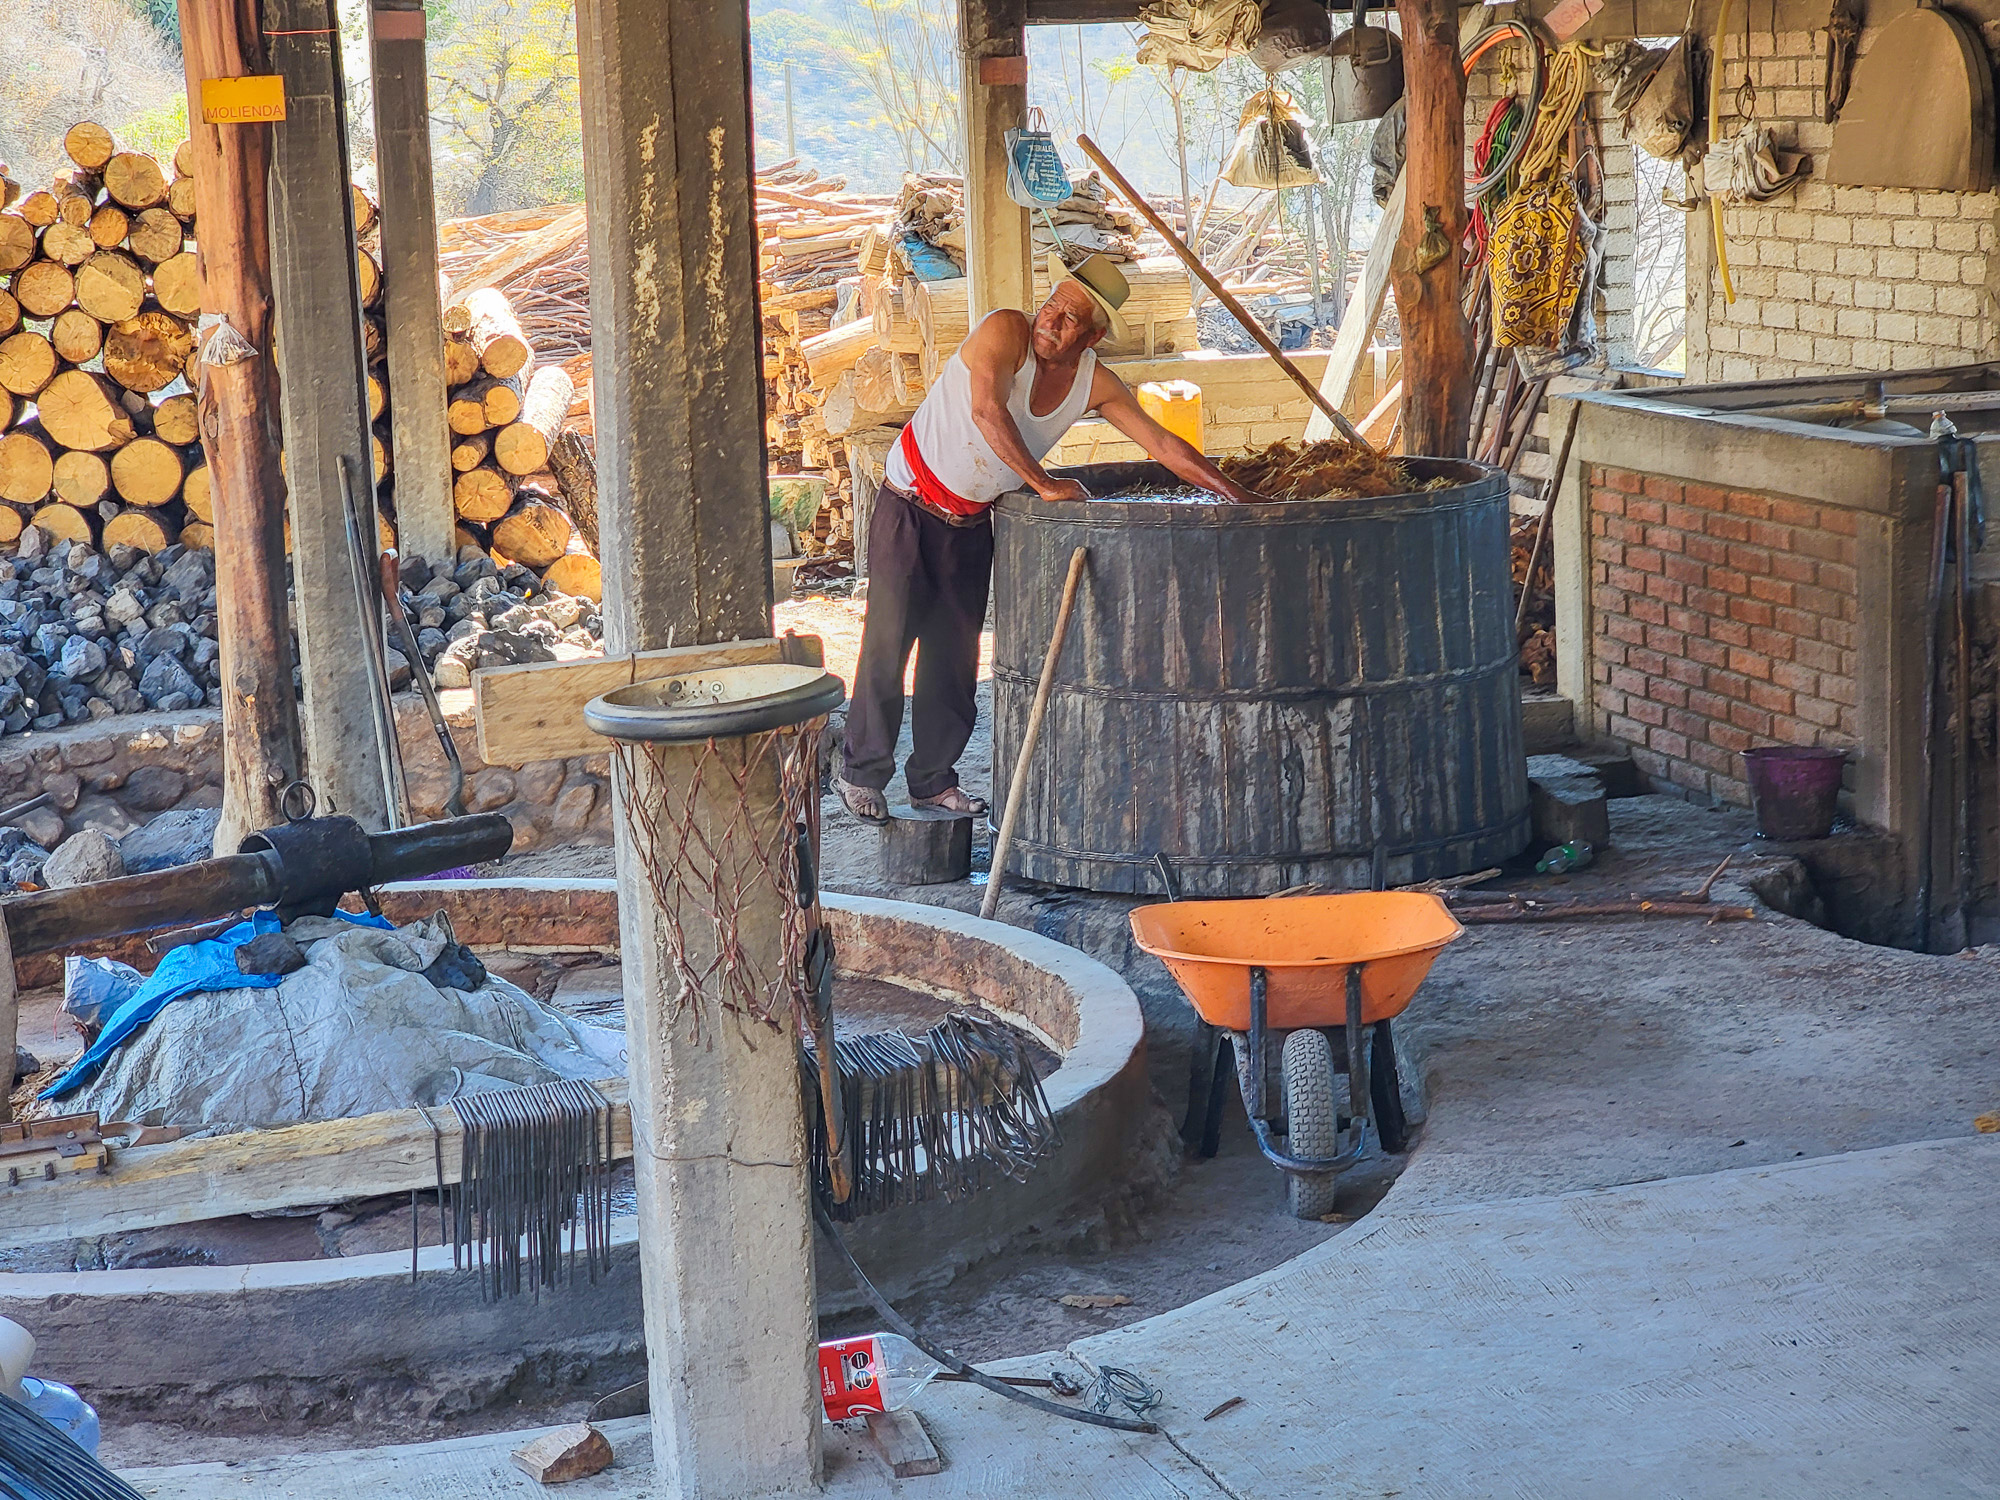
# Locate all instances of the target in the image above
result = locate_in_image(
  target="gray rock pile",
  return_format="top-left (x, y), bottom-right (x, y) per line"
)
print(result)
top-left (390, 546), bottom-right (603, 692)
top-left (0, 805), bottom-right (220, 893)
top-left (0, 531), bottom-right (222, 735)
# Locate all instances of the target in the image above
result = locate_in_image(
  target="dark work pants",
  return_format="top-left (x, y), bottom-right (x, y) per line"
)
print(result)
top-left (842, 487), bottom-right (993, 799)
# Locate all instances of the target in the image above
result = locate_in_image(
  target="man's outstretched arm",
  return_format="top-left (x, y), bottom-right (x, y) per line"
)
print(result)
top-left (1091, 366), bottom-right (1267, 503)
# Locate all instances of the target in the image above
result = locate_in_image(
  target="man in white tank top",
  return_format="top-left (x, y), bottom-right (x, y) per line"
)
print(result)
top-left (837, 254), bottom-right (1265, 824)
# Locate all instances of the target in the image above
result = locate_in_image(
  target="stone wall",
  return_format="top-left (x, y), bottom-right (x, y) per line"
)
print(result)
top-left (1587, 461), bottom-right (1860, 805)
top-left (394, 693), bottom-right (613, 855)
top-left (0, 692), bottom-right (614, 867)
top-left (1688, 26), bottom-right (2000, 381)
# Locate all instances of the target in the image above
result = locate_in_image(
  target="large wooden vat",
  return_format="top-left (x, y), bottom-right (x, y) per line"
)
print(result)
top-left (991, 457), bottom-right (1529, 897)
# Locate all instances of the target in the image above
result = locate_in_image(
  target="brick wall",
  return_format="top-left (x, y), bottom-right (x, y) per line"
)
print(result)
top-left (1588, 463), bottom-right (1860, 804)
top-left (1689, 27), bottom-right (2000, 381)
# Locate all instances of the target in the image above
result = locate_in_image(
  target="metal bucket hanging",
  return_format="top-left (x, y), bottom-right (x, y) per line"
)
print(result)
top-left (1326, 0), bottom-right (1403, 123)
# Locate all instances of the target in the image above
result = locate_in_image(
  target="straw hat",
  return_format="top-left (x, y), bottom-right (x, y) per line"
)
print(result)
top-left (1046, 251), bottom-right (1131, 345)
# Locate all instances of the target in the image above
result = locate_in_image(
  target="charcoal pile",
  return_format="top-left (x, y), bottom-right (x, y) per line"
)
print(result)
top-left (390, 546), bottom-right (602, 692)
top-left (0, 530), bottom-right (221, 734)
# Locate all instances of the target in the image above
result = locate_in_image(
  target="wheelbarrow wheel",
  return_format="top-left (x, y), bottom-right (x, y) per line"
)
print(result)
top-left (1281, 1028), bottom-right (1340, 1220)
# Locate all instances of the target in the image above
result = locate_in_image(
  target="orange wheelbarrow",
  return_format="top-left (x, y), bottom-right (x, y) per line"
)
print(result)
top-left (1130, 891), bottom-right (1463, 1218)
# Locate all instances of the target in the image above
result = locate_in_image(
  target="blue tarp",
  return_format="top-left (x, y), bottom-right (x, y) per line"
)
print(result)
top-left (40, 909), bottom-right (392, 1101)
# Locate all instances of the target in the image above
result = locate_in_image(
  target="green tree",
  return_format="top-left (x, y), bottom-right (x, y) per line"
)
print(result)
top-left (428, 0), bottom-right (581, 216)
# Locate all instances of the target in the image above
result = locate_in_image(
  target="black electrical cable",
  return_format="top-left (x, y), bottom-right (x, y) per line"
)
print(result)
top-left (0, 1394), bottom-right (146, 1500)
top-left (812, 1202), bottom-right (1159, 1435)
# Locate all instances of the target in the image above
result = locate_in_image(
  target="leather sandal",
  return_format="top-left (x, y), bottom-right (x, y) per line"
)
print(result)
top-left (835, 777), bottom-right (890, 825)
top-left (909, 786), bottom-right (989, 818)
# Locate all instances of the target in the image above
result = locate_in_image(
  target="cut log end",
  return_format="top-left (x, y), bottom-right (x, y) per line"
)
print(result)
top-left (102, 507), bottom-right (176, 552)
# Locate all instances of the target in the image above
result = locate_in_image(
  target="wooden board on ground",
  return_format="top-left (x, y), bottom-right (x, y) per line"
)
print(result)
top-left (0, 1078), bottom-right (632, 1248)
top-left (474, 635), bottom-right (826, 765)
top-left (863, 1410), bottom-right (943, 1478)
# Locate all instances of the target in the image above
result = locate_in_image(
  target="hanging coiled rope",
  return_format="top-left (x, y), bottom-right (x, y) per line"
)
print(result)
top-left (1514, 42), bottom-right (1596, 187)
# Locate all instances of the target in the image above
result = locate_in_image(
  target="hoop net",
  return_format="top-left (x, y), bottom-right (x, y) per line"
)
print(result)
top-left (611, 717), bottom-right (826, 1044)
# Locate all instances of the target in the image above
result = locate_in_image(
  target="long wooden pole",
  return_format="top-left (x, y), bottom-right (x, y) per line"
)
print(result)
top-left (1076, 134), bottom-right (1374, 452)
top-left (983, 547), bottom-right (1088, 921)
top-left (179, 0), bottom-right (305, 853)
top-left (1392, 0), bottom-right (1475, 457)
top-left (1515, 398), bottom-right (1582, 639)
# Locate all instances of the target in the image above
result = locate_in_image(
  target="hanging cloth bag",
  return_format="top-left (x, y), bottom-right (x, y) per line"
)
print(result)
top-left (1006, 109), bottom-right (1073, 208)
top-left (1220, 88), bottom-right (1320, 190)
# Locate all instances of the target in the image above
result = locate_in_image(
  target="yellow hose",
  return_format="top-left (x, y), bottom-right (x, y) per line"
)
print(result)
top-left (1709, 0), bottom-right (1736, 304)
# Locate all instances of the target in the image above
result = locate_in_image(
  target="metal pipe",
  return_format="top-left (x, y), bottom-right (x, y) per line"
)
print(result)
top-left (2, 814), bottom-right (515, 956)
top-left (1245, 965), bottom-right (1269, 1121)
top-left (1343, 964), bottom-right (1369, 1152)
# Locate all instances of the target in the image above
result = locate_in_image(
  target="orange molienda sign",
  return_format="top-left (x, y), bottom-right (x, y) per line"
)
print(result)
top-left (200, 76), bottom-right (287, 125)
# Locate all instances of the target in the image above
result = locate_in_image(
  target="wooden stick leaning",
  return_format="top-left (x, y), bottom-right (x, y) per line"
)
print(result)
top-left (982, 547), bottom-right (1089, 921)
top-left (1515, 399), bottom-right (1583, 639)
top-left (1074, 134), bottom-right (1374, 453)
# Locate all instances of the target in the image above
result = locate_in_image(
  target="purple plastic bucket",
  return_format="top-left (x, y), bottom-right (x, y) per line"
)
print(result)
top-left (1741, 746), bottom-right (1847, 840)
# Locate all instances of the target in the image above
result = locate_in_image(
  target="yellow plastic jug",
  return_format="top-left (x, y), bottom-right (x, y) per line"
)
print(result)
top-left (1136, 380), bottom-right (1204, 453)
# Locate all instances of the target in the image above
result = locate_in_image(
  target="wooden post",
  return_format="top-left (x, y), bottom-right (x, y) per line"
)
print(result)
top-left (367, 0), bottom-right (457, 569)
top-left (571, 0), bottom-right (816, 1492)
top-left (958, 0), bottom-right (1031, 321)
top-left (178, 0), bottom-right (306, 852)
top-left (266, 0), bottom-right (398, 830)
top-left (1392, 0), bottom-right (1474, 457)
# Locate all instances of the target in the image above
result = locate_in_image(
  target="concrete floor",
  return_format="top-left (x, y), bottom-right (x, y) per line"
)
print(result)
top-left (130, 1135), bottom-right (1999, 1499)
top-left (98, 602), bottom-right (2000, 1490)
top-left (121, 779), bottom-right (2000, 1495)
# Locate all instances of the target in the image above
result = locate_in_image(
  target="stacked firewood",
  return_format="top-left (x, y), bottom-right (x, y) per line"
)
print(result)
top-left (756, 164), bottom-right (894, 555)
top-left (0, 126), bottom-right (203, 555)
top-left (441, 285), bottom-right (600, 602)
top-left (894, 170), bottom-right (1142, 268)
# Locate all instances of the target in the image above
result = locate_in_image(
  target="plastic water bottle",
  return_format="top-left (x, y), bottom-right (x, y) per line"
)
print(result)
top-left (21, 1376), bottom-right (101, 1455)
top-left (1536, 840), bottom-right (1595, 874)
top-left (818, 1333), bottom-right (943, 1420)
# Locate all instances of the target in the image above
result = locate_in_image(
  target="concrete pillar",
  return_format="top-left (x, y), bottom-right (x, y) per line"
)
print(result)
top-left (958, 0), bottom-right (1032, 322)
top-left (367, 0), bottom-right (457, 571)
top-left (266, 0), bottom-right (400, 828)
top-left (571, 0), bottom-right (816, 1493)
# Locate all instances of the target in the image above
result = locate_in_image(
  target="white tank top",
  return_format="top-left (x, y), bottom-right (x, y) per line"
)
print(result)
top-left (886, 313), bottom-right (1099, 508)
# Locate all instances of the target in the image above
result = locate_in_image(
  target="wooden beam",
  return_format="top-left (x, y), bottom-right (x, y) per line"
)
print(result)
top-left (267, 0), bottom-right (399, 829)
top-left (1392, 0), bottom-right (1474, 457)
top-left (1304, 172), bottom-right (1403, 442)
top-left (959, 0), bottom-right (1032, 322)
top-left (472, 634), bottom-right (825, 766)
top-left (0, 1080), bottom-right (631, 1248)
top-left (368, 0), bottom-right (458, 570)
top-left (574, 0), bottom-right (770, 653)
top-left (571, 0), bottom-right (817, 1490)
top-left (178, 0), bottom-right (306, 852)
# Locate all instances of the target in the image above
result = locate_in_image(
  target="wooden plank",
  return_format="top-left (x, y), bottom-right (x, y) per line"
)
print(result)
top-left (266, 0), bottom-right (397, 829)
top-left (369, 0), bottom-right (457, 568)
top-left (1304, 171), bottom-right (1404, 443)
top-left (0, 911), bottom-right (14, 1126)
top-left (863, 1410), bottom-right (943, 1478)
top-left (473, 635), bottom-right (827, 766)
top-left (0, 1079), bottom-right (631, 1248)
top-left (180, 0), bottom-right (308, 850)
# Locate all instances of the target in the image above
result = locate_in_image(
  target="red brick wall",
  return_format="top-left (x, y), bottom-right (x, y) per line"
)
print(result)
top-left (1589, 465), bottom-right (1860, 805)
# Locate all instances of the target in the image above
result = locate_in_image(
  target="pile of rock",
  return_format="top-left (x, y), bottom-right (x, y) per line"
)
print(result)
top-left (390, 545), bottom-right (603, 691)
top-left (0, 804), bottom-right (219, 892)
top-left (0, 528), bottom-right (219, 735)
